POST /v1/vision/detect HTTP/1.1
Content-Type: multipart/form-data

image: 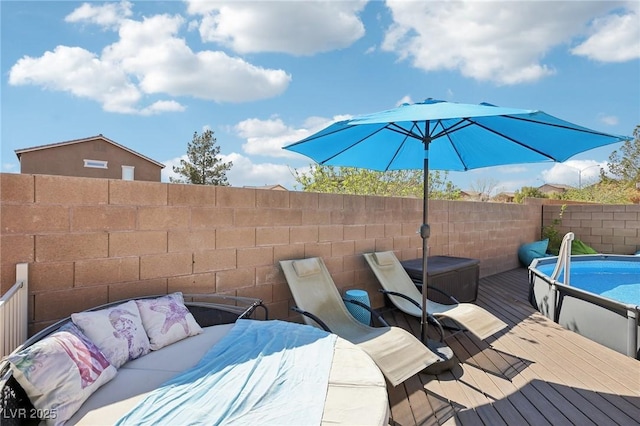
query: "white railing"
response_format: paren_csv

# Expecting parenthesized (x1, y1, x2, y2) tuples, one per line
(550, 232, 574, 286)
(1, 263, 29, 359)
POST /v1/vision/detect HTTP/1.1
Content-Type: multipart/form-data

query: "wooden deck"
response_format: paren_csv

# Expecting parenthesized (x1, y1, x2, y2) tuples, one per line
(381, 268, 640, 426)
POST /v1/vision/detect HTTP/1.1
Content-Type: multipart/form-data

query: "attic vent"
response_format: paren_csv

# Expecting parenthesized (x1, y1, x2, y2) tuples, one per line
(84, 159, 108, 169)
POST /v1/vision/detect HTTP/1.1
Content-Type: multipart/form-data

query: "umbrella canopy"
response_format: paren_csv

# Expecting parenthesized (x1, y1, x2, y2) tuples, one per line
(285, 99, 628, 171)
(284, 98, 631, 344)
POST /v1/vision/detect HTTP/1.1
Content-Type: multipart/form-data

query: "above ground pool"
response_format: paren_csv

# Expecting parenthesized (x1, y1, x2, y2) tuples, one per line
(529, 254, 640, 359)
(535, 259, 640, 306)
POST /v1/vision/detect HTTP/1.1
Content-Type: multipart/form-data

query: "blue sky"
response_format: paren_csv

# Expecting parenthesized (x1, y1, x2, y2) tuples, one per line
(2, 1, 639, 194)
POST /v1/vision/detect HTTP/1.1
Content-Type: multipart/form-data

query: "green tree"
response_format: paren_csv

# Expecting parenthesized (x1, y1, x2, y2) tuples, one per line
(549, 125, 640, 204)
(513, 186, 547, 203)
(559, 180, 638, 204)
(171, 130, 232, 185)
(607, 125, 640, 185)
(430, 170, 461, 200)
(292, 165, 460, 200)
(541, 204, 566, 254)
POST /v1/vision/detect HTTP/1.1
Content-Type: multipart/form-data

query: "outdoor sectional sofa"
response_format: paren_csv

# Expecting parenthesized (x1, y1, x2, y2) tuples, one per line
(1, 293, 389, 425)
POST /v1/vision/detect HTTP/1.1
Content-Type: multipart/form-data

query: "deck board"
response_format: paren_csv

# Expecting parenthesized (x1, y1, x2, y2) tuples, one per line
(382, 267, 640, 426)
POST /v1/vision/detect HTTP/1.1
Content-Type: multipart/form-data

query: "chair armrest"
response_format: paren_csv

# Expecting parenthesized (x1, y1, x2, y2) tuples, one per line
(184, 293, 268, 320)
(291, 307, 332, 332)
(378, 289, 445, 341)
(342, 298, 390, 327)
(378, 289, 421, 309)
(414, 284, 459, 304)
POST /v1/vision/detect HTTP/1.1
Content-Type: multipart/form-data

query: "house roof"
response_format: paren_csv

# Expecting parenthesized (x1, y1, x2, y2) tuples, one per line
(243, 184, 288, 191)
(538, 183, 574, 191)
(493, 192, 515, 201)
(15, 134, 165, 168)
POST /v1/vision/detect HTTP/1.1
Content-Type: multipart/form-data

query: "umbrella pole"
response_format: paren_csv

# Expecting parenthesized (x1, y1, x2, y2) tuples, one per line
(420, 133, 455, 373)
(420, 147, 430, 344)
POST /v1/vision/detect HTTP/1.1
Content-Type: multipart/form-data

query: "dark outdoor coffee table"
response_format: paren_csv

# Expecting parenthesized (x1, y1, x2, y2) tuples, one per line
(400, 256, 480, 304)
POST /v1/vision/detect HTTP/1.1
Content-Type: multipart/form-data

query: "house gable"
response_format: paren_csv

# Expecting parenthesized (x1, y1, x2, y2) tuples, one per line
(15, 135, 164, 182)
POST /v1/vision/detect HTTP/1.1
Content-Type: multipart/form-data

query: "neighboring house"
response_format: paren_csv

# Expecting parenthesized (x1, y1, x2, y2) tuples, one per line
(15, 134, 164, 182)
(493, 192, 515, 203)
(537, 183, 573, 196)
(459, 190, 487, 201)
(243, 184, 288, 191)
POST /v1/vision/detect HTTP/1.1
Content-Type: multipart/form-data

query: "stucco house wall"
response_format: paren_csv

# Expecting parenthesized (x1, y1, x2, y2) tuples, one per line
(16, 135, 163, 182)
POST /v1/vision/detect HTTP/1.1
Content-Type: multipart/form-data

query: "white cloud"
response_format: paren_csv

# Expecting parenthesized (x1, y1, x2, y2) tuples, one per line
(186, 0, 367, 55)
(599, 114, 620, 126)
(140, 100, 186, 116)
(8, 2, 291, 114)
(382, 1, 632, 85)
(65, 0, 133, 29)
(161, 155, 186, 183)
(571, 3, 640, 62)
(395, 95, 413, 106)
(8, 45, 144, 114)
(542, 160, 605, 187)
(161, 152, 298, 188)
(223, 152, 296, 187)
(235, 115, 351, 158)
(162, 113, 354, 187)
(2, 163, 18, 172)
(103, 14, 291, 103)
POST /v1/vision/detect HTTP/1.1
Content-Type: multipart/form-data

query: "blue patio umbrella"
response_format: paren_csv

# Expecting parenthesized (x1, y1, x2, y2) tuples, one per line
(284, 98, 630, 346)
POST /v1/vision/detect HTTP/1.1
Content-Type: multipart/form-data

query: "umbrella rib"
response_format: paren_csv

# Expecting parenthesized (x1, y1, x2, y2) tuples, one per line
(430, 119, 475, 140)
(431, 118, 474, 171)
(318, 125, 389, 165)
(433, 120, 473, 171)
(468, 118, 558, 160)
(504, 114, 625, 137)
(382, 122, 424, 171)
(388, 122, 425, 140)
(286, 123, 350, 146)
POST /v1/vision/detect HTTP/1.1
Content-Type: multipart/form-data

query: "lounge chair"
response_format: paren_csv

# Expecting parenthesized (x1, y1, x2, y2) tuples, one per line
(279, 257, 442, 387)
(364, 251, 507, 341)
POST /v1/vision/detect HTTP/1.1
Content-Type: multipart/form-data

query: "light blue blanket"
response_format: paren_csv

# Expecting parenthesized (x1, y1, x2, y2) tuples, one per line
(115, 319, 337, 425)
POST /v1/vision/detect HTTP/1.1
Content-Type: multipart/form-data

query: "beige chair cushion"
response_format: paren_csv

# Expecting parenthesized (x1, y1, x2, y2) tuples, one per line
(373, 251, 395, 266)
(293, 258, 322, 277)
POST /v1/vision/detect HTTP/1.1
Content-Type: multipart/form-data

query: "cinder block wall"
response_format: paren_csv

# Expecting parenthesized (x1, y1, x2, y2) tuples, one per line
(1, 173, 540, 334)
(543, 204, 640, 254)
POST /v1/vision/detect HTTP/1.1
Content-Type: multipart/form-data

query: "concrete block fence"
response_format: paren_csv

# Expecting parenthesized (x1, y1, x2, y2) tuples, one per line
(2, 173, 542, 334)
(543, 203, 640, 254)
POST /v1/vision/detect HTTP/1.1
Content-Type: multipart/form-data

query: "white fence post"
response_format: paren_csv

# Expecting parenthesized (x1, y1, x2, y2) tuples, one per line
(1, 263, 29, 358)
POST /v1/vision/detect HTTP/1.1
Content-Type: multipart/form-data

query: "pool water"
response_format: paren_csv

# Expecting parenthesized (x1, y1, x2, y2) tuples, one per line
(537, 260, 640, 306)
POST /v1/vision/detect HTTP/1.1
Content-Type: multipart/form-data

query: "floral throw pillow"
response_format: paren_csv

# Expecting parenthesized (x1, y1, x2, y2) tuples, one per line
(71, 300, 150, 368)
(8, 323, 117, 425)
(135, 292, 203, 350)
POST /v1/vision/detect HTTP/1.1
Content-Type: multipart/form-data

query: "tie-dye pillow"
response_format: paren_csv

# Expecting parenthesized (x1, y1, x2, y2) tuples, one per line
(72, 300, 150, 368)
(136, 292, 203, 350)
(8, 323, 117, 425)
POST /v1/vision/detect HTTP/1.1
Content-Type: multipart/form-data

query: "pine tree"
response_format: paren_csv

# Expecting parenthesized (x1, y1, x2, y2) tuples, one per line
(171, 130, 232, 185)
